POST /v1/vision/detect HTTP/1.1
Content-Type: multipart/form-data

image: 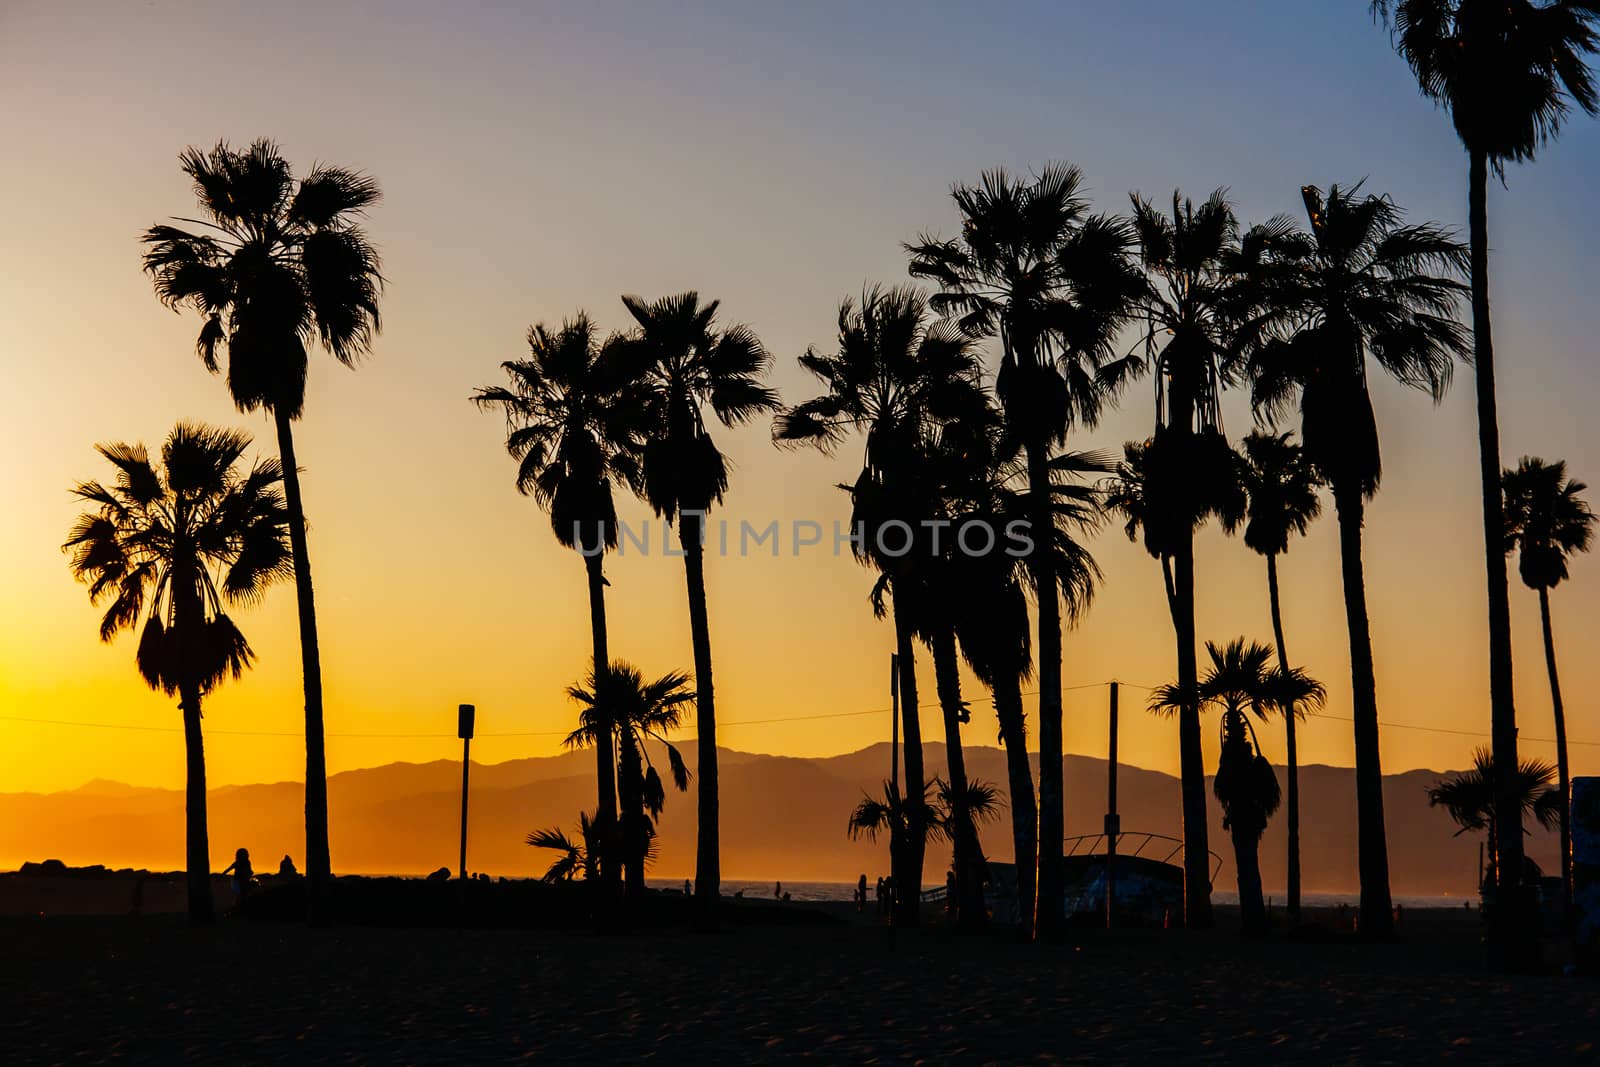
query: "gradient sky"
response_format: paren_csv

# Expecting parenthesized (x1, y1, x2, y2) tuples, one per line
(1, 1, 1596, 800)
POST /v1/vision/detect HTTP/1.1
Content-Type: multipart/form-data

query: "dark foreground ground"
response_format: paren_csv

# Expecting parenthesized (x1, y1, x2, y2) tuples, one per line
(3, 906, 1594, 1064)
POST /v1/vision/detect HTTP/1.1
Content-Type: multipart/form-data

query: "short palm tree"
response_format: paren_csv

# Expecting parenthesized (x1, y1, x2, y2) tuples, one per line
(64, 423, 291, 924)
(907, 165, 1142, 938)
(142, 140, 384, 921)
(1123, 189, 1280, 929)
(1502, 456, 1594, 913)
(473, 315, 646, 890)
(527, 812, 600, 884)
(1151, 639, 1283, 935)
(1242, 182, 1469, 938)
(1376, 2, 1600, 947)
(565, 662, 693, 898)
(1428, 747, 1563, 887)
(1237, 429, 1323, 923)
(776, 284, 986, 926)
(614, 292, 778, 925)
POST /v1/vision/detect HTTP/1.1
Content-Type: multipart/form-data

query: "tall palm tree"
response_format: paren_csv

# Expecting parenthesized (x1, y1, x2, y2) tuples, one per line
(1151, 640, 1285, 935)
(1119, 187, 1278, 927)
(907, 165, 1142, 937)
(1237, 429, 1323, 923)
(1375, 0, 1600, 959)
(776, 284, 986, 926)
(1502, 456, 1594, 914)
(613, 292, 778, 925)
(141, 140, 384, 921)
(1241, 182, 1469, 938)
(63, 423, 291, 924)
(565, 662, 693, 898)
(1428, 747, 1563, 886)
(473, 315, 646, 890)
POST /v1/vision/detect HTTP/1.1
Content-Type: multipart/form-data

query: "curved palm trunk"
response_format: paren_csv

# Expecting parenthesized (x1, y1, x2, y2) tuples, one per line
(1266, 552, 1301, 926)
(617, 735, 647, 900)
(891, 595, 926, 926)
(931, 626, 985, 929)
(1027, 441, 1066, 939)
(1331, 483, 1393, 937)
(679, 515, 720, 928)
(273, 412, 331, 926)
(583, 550, 620, 892)
(1470, 148, 1531, 967)
(992, 672, 1037, 935)
(179, 693, 214, 925)
(1539, 587, 1572, 920)
(1232, 821, 1268, 936)
(1172, 530, 1213, 929)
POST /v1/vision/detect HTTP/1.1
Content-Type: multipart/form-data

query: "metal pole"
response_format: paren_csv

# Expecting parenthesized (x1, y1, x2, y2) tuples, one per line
(1105, 681, 1120, 929)
(890, 652, 900, 793)
(459, 735, 471, 881)
(457, 703, 475, 933)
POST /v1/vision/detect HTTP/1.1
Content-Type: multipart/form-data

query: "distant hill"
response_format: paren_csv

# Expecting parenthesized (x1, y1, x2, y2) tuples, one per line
(0, 744, 1553, 897)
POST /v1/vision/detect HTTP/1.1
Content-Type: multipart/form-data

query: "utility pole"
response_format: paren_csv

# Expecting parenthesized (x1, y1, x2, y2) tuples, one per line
(1105, 682, 1120, 930)
(458, 703, 475, 910)
(890, 653, 900, 793)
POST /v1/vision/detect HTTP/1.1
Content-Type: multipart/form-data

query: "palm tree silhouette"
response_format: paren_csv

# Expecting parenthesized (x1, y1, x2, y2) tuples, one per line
(1428, 747, 1563, 888)
(64, 423, 291, 924)
(613, 292, 778, 925)
(1120, 189, 1277, 927)
(776, 284, 986, 925)
(847, 777, 1002, 912)
(1502, 456, 1594, 914)
(907, 165, 1142, 937)
(1237, 429, 1323, 924)
(473, 315, 647, 892)
(1241, 182, 1468, 937)
(527, 813, 601, 884)
(564, 662, 694, 898)
(1375, 1, 1599, 953)
(141, 140, 383, 921)
(1151, 639, 1284, 935)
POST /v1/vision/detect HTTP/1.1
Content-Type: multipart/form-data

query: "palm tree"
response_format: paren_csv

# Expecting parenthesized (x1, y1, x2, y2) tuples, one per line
(1242, 182, 1469, 937)
(565, 662, 693, 898)
(1151, 639, 1285, 935)
(1237, 429, 1323, 924)
(141, 140, 384, 921)
(1375, 0, 1600, 961)
(527, 812, 601, 884)
(907, 165, 1142, 937)
(473, 315, 646, 890)
(776, 284, 986, 925)
(63, 423, 291, 924)
(1502, 456, 1595, 914)
(1428, 747, 1563, 887)
(613, 292, 778, 925)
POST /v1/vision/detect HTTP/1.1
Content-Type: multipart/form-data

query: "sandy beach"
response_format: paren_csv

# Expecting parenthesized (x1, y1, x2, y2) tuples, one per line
(4, 904, 1594, 1064)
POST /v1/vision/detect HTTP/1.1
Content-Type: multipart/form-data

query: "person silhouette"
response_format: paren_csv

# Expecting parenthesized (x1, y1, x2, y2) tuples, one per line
(774, 880, 782, 900)
(945, 868, 957, 916)
(876, 876, 887, 915)
(277, 854, 298, 878)
(684, 878, 692, 896)
(856, 873, 868, 913)
(221, 847, 254, 908)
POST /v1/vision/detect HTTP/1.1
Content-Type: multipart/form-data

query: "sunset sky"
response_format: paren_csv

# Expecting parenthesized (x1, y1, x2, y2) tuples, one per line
(1, 1, 1597, 802)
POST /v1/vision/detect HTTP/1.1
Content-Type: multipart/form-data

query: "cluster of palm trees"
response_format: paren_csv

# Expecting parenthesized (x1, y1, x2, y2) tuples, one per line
(55, 4, 1597, 956)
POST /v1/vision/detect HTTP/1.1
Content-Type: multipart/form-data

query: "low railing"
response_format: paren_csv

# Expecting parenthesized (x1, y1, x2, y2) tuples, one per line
(1063, 831, 1224, 882)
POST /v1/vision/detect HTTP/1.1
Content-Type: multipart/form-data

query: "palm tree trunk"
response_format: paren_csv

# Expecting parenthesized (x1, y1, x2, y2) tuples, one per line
(583, 550, 620, 892)
(617, 736, 646, 900)
(1027, 441, 1066, 939)
(678, 515, 721, 928)
(1539, 587, 1572, 920)
(273, 411, 330, 926)
(931, 625, 985, 929)
(1331, 483, 1394, 937)
(1266, 552, 1301, 926)
(1470, 147, 1530, 967)
(992, 672, 1037, 935)
(891, 594, 925, 926)
(1173, 529, 1213, 929)
(1233, 823, 1267, 936)
(179, 692, 214, 925)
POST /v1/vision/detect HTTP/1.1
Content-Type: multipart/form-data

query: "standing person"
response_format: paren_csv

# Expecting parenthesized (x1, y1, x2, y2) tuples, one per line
(774, 881, 782, 900)
(876, 876, 887, 915)
(856, 874, 868, 913)
(946, 868, 958, 918)
(222, 848, 254, 910)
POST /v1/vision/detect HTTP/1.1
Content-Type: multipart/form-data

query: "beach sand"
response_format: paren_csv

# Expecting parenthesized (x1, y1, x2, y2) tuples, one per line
(3, 904, 1595, 1064)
